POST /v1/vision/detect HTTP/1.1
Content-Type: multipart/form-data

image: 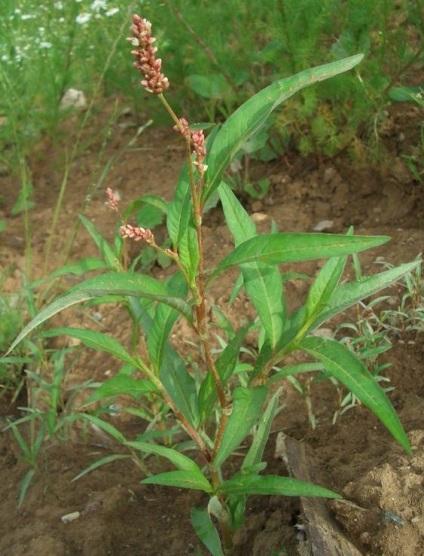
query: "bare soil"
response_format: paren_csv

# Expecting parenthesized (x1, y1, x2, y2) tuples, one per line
(0, 99, 423, 555)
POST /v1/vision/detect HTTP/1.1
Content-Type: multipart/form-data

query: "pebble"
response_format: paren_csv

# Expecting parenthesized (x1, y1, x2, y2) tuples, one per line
(60, 89, 87, 110)
(313, 220, 334, 231)
(61, 511, 81, 524)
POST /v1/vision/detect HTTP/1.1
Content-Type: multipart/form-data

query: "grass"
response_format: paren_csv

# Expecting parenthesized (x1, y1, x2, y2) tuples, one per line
(1, 1, 423, 167)
(330, 256, 424, 421)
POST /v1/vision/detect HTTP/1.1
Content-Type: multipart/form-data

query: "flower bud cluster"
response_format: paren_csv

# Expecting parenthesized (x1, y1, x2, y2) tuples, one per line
(120, 224, 154, 244)
(173, 117, 190, 137)
(128, 14, 169, 94)
(174, 118, 207, 175)
(191, 130, 207, 174)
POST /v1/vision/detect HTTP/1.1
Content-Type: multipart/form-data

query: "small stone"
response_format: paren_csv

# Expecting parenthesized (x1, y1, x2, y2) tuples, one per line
(251, 212, 268, 223)
(324, 167, 337, 183)
(60, 89, 87, 110)
(313, 220, 334, 231)
(61, 511, 81, 523)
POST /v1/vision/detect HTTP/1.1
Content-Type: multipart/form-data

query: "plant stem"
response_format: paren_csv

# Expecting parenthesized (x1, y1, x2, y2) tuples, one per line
(161, 390, 211, 462)
(209, 467, 234, 555)
(210, 410, 229, 462)
(159, 93, 227, 408)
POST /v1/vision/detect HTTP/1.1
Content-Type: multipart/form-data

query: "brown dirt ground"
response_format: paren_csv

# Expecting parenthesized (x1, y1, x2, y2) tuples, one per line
(0, 98, 423, 555)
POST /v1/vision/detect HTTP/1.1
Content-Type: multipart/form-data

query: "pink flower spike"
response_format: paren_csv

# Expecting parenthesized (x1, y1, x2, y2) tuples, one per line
(173, 117, 190, 137)
(128, 14, 170, 95)
(191, 129, 207, 174)
(120, 224, 154, 244)
(105, 188, 120, 211)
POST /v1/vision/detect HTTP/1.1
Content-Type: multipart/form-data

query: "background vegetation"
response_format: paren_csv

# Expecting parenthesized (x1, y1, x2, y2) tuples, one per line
(1, 0, 423, 170)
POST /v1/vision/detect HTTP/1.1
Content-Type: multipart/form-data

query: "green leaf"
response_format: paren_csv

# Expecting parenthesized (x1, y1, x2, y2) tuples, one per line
(18, 468, 36, 508)
(219, 182, 285, 347)
(78, 413, 126, 443)
(0, 356, 32, 365)
(209, 233, 389, 283)
(136, 204, 166, 228)
(312, 261, 420, 331)
(123, 194, 168, 220)
(298, 336, 411, 453)
(7, 272, 193, 354)
(79, 214, 119, 268)
(303, 255, 347, 325)
(72, 454, 131, 482)
(203, 54, 364, 201)
(243, 388, 282, 469)
(187, 73, 233, 99)
(219, 473, 340, 498)
(219, 182, 256, 241)
(141, 470, 213, 493)
(177, 226, 200, 286)
(86, 375, 158, 404)
(268, 362, 325, 384)
(227, 495, 247, 531)
(191, 508, 224, 556)
(125, 440, 201, 472)
(167, 166, 193, 247)
(29, 258, 110, 288)
(39, 327, 139, 367)
(388, 86, 423, 103)
(147, 273, 188, 372)
(160, 347, 199, 428)
(212, 386, 268, 469)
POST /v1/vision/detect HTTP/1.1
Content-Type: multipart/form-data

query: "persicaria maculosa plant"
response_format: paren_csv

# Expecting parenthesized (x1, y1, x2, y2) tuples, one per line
(8, 14, 420, 555)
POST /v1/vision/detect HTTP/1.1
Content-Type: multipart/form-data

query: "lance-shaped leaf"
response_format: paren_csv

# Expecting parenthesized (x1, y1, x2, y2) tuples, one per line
(147, 272, 188, 372)
(203, 54, 363, 202)
(123, 194, 168, 220)
(208, 233, 390, 283)
(177, 226, 200, 286)
(79, 214, 119, 268)
(125, 440, 201, 472)
(7, 272, 193, 354)
(212, 386, 268, 469)
(77, 413, 126, 443)
(166, 166, 193, 247)
(191, 508, 224, 556)
(29, 258, 109, 288)
(160, 346, 199, 428)
(304, 255, 347, 323)
(39, 327, 139, 367)
(308, 260, 420, 331)
(142, 470, 213, 493)
(294, 253, 348, 342)
(86, 375, 158, 405)
(218, 473, 340, 499)
(242, 388, 282, 469)
(73, 454, 132, 482)
(298, 336, 411, 453)
(219, 182, 285, 347)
